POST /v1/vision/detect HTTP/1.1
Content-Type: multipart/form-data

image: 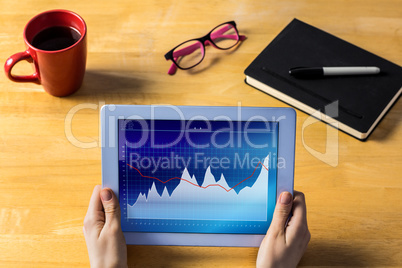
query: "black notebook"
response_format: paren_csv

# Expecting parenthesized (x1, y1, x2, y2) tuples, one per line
(245, 18, 402, 140)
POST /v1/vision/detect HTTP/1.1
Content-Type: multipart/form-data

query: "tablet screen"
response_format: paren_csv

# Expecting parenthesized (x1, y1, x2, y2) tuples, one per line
(118, 119, 278, 234)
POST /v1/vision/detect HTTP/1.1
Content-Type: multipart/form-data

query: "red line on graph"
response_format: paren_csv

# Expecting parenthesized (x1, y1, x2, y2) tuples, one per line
(126, 162, 269, 192)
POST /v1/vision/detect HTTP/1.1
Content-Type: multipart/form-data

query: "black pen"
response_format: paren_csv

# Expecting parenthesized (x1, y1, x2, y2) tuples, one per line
(289, 66, 380, 78)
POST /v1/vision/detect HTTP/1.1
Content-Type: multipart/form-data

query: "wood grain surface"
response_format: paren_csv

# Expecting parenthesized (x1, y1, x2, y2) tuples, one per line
(0, 0, 401, 267)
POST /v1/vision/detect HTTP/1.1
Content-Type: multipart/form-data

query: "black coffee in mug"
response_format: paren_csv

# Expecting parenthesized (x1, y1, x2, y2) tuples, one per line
(32, 26, 81, 51)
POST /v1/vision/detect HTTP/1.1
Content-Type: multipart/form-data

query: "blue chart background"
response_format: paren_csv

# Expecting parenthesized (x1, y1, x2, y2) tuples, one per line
(118, 119, 278, 234)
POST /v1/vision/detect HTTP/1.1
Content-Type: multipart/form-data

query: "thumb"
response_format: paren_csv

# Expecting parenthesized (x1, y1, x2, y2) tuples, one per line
(100, 188, 121, 227)
(270, 191, 293, 234)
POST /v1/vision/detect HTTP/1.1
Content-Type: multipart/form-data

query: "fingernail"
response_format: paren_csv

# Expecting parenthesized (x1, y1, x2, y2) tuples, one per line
(100, 189, 113, 201)
(280, 192, 292, 205)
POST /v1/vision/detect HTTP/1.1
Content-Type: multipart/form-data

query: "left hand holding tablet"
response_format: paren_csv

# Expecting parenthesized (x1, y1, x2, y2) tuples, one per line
(83, 185, 128, 268)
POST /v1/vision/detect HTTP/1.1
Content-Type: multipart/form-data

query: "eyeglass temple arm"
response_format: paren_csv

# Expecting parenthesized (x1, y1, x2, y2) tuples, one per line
(168, 60, 179, 75)
(167, 25, 246, 75)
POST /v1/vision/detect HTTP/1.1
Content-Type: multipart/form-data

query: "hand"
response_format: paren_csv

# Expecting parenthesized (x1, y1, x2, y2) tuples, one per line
(256, 191, 310, 268)
(83, 185, 127, 268)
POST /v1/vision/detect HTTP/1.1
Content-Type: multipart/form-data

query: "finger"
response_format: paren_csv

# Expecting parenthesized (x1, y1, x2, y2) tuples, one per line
(85, 185, 103, 218)
(288, 191, 308, 226)
(286, 191, 310, 244)
(100, 188, 121, 228)
(83, 185, 104, 238)
(269, 191, 293, 235)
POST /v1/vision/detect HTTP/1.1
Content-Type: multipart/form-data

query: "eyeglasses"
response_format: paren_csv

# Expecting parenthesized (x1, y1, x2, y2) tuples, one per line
(164, 21, 246, 75)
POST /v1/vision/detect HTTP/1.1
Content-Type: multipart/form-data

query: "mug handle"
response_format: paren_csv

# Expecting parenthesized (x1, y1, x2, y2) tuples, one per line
(4, 50, 39, 83)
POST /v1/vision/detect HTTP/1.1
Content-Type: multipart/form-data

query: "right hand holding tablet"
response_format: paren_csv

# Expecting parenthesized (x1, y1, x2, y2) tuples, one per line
(257, 191, 310, 268)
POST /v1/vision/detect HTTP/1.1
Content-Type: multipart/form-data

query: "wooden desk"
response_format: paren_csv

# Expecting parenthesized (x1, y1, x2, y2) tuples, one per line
(1, 0, 401, 266)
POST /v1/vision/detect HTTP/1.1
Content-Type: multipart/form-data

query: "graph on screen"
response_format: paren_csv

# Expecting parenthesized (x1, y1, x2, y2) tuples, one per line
(118, 119, 278, 233)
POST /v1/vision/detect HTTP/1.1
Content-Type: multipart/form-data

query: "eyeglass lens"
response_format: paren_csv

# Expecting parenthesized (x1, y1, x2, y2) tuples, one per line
(173, 40, 204, 69)
(210, 23, 239, 49)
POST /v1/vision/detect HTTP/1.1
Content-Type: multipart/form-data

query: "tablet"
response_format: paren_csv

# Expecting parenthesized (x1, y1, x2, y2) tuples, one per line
(101, 105, 296, 247)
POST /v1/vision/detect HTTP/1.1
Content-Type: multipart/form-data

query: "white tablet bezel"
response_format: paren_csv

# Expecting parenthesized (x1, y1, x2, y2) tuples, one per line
(101, 105, 296, 247)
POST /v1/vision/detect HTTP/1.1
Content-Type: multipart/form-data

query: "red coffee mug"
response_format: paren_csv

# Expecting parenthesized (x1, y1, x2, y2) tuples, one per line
(4, 10, 87, 97)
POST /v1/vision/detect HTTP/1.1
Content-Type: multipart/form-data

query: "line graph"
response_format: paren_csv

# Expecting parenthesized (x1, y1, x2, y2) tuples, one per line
(127, 155, 270, 221)
(126, 161, 269, 193)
